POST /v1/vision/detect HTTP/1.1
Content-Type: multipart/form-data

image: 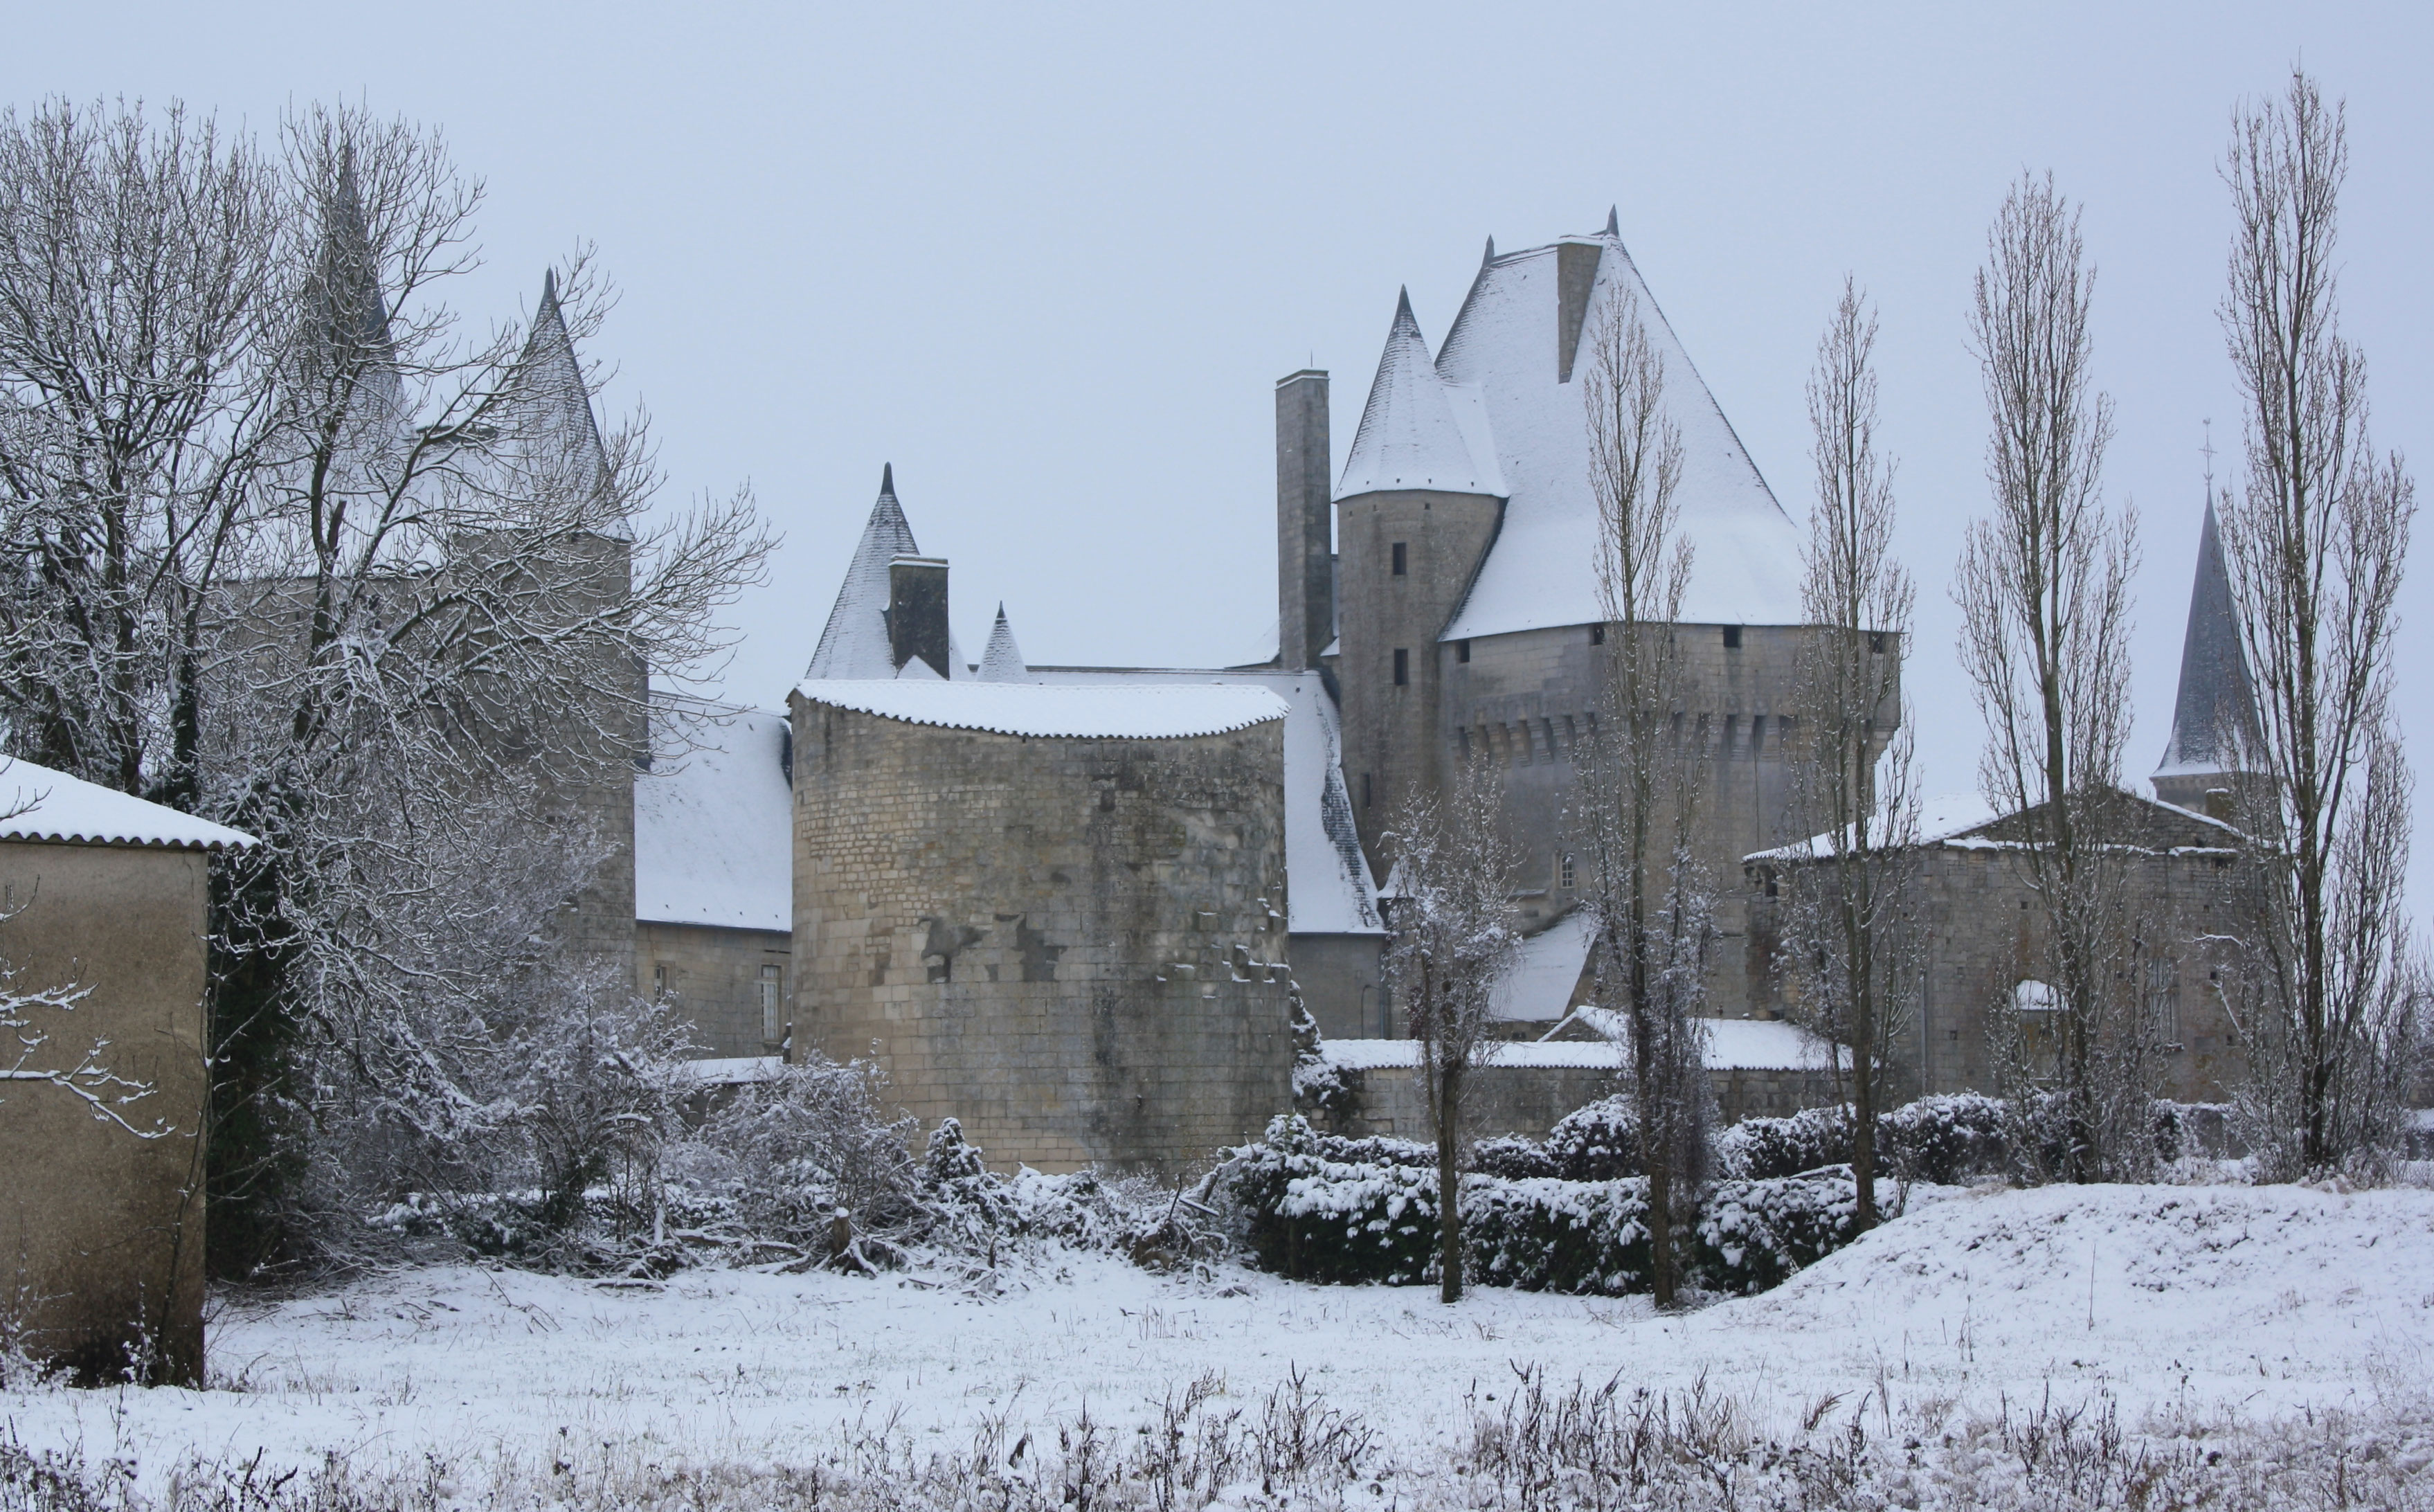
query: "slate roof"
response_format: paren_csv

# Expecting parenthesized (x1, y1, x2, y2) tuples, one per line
(510, 270, 626, 540)
(976, 604, 1029, 683)
(804, 467, 964, 681)
(1341, 219, 1804, 638)
(795, 680, 1286, 740)
(2155, 499, 2262, 781)
(633, 699, 792, 931)
(1338, 289, 1502, 496)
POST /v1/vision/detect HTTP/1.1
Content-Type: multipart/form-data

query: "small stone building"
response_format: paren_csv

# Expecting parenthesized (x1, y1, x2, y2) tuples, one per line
(0, 760, 255, 1384)
(788, 680, 1295, 1171)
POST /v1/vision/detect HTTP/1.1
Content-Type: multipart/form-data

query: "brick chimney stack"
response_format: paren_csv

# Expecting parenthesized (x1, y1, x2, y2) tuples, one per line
(1275, 370, 1332, 670)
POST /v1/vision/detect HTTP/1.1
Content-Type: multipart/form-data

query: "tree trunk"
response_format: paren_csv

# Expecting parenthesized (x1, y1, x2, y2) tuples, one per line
(1436, 1061, 1463, 1304)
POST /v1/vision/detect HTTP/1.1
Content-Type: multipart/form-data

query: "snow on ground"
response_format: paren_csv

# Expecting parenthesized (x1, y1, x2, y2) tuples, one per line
(6, 1184, 2430, 1487)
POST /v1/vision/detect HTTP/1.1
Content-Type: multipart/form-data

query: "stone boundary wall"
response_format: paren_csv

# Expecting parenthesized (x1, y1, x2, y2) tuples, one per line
(1314, 1061, 1842, 1143)
(791, 696, 1295, 1173)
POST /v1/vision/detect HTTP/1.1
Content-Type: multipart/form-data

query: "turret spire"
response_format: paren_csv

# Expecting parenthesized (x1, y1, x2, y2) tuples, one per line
(1337, 289, 1497, 498)
(1603, 205, 1619, 237)
(805, 469, 923, 680)
(976, 604, 1030, 683)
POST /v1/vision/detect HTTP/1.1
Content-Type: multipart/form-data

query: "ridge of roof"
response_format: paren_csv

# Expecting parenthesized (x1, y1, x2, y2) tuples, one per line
(1337, 288, 1502, 498)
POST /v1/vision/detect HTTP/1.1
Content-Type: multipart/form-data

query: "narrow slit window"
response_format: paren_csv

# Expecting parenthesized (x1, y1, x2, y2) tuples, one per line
(1391, 541, 1407, 576)
(1393, 648, 1409, 686)
(1362, 772, 1373, 808)
(1722, 624, 1742, 649)
(1456, 638, 1471, 663)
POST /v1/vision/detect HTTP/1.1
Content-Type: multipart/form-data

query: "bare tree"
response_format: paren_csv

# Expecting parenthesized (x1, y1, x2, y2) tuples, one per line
(1571, 277, 1713, 1308)
(1380, 755, 1521, 1304)
(1954, 174, 2151, 1182)
(0, 99, 773, 1268)
(1777, 278, 1923, 1230)
(2215, 71, 2423, 1177)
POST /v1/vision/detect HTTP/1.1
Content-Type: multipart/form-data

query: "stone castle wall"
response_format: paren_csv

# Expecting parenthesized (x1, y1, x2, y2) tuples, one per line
(790, 699, 1295, 1173)
(638, 920, 792, 1059)
(1313, 1061, 1840, 1143)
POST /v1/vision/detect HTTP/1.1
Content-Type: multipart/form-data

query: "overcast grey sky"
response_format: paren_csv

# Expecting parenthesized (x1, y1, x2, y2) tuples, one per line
(12, 2, 2431, 898)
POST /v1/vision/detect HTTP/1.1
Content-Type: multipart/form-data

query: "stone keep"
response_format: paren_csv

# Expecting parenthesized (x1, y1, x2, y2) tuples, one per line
(788, 682, 1295, 1172)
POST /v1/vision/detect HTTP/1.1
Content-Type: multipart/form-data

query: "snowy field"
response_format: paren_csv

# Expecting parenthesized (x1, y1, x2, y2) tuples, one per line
(8, 1182, 2434, 1507)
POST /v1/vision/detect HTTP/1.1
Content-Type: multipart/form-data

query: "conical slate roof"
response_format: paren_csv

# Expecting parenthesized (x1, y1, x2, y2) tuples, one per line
(976, 604, 1029, 682)
(1337, 289, 1499, 496)
(311, 147, 406, 426)
(1413, 216, 1801, 637)
(805, 465, 923, 681)
(2155, 499, 2260, 780)
(511, 269, 626, 539)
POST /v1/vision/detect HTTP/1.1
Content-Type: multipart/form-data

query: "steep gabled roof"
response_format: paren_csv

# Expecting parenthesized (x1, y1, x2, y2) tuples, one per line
(1423, 221, 1802, 638)
(2155, 499, 2262, 782)
(976, 604, 1029, 682)
(1338, 289, 1502, 496)
(805, 465, 922, 681)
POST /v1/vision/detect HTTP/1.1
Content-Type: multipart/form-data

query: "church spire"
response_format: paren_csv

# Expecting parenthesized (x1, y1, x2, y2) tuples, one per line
(976, 603, 1029, 683)
(2152, 495, 2262, 815)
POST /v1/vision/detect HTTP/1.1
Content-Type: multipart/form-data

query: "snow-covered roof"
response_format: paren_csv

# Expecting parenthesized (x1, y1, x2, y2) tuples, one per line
(634, 700, 793, 931)
(507, 269, 626, 541)
(797, 679, 1287, 741)
(1488, 910, 1594, 1022)
(1743, 793, 2001, 863)
(1556, 1009, 1835, 1072)
(804, 467, 964, 682)
(1353, 225, 1801, 639)
(0, 758, 258, 852)
(1337, 289, 1504, 497)
(1031, 667, 1382, 935)
(1320, 1016, 1828, 1072)
(976, 605, 1029, 683)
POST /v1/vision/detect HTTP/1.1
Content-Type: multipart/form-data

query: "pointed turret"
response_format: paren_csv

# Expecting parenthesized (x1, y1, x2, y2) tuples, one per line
(1603, 205, 1619, 237)
(1336, 289, 1496, 497)
(805, 467, 924, 680)
(2152, 498, 2262, 816)
(308, 145, 406, 429)
(511, 268, 623, 536)
(976, 604, 1029, 683)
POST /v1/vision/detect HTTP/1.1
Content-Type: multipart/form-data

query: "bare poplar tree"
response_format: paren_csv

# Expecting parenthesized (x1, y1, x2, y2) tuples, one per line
(0, 99, 773, 1268)
(1954, 174, 2150, 1182)
(1381, 755, 1521, 1304)
(1777, 278, 1922, 1230)
(1571, 278, 1713, 1307)
(2215, 71, 2423, 1177)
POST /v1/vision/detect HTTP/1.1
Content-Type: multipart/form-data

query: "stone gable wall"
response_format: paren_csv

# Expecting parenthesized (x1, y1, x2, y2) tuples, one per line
(791, 700, 1294, 1173)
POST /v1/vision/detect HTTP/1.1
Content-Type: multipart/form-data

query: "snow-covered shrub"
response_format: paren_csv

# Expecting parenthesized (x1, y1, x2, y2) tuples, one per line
(684, 1055, 921, 1241)
(1462, 1177, 1652, 1293)
(1469, 1134, 1560, 1179)
(1222, 1115, 1440, 1284)
(1691, 1173, 1866, 1293)
(1882, 1092, 2011, 1182)
(1286, 986, 1357, 1130)
(1542, 1096, 1643, 1179)
(1714, 1104, 1855, 1180)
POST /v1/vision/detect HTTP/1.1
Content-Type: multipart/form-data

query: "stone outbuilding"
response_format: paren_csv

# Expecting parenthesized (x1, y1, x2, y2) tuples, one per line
(0, 759, 255, 1383)
(788, 680, 1294, 1173)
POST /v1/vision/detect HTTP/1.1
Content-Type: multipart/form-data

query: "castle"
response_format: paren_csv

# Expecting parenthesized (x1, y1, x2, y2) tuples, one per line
(615, 215, 2260, 1169)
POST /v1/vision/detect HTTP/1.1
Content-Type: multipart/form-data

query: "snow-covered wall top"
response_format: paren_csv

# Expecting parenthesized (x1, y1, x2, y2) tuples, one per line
(1398, 231, 1803, 638)
(633, 700, 793, 931)
(797, 680, 1287, 741)
(1031, 668, 1383, 936)
(0, 757, 258, 852)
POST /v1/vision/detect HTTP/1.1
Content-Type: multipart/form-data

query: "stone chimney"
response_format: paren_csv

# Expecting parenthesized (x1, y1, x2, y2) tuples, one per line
(1275, 369, 1331, 669)
(887, 556, 950, 678)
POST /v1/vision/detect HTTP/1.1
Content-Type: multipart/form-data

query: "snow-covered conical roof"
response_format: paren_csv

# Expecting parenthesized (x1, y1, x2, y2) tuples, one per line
(2154, 498, 2261, 782)
(977, 604, 1029, 682)
(511, 269, 627, 540)
(1411, 219, 1801, 637)
(806, 465, 923, 681)
(1337, 289, 1502, 496)
(310, 147, 406, 426)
